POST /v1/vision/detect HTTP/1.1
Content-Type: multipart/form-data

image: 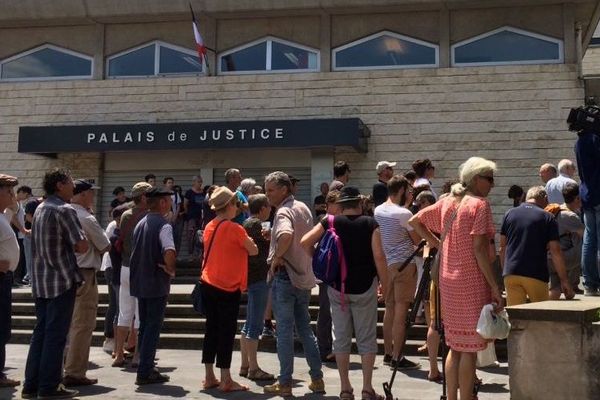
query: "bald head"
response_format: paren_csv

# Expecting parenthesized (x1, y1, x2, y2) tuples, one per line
(539, 163, 557, 184)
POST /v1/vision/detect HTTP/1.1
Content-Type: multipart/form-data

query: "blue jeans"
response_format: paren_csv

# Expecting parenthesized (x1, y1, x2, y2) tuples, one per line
(582, 205, 600, 290)
(0, 272, 12, 378)
(24, 286, 76, 395)
(241, 280, 269, 340)
(23, 235, 32, 280)
(272, 271, 322, 385)
(137, 296, 168, 379)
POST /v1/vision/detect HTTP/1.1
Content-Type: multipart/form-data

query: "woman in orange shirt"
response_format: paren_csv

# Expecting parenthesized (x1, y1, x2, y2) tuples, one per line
(200, 187, 258, 393)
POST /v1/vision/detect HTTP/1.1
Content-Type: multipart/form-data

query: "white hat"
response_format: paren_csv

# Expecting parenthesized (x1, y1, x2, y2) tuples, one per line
(376, 161, 397, 174)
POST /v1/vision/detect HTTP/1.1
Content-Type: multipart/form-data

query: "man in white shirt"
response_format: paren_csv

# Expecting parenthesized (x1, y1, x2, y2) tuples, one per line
(374, 175, 421, 370)
(546, 159, 577, 204)
(0, 174, 21, 387)
(63, 180, 110, 387)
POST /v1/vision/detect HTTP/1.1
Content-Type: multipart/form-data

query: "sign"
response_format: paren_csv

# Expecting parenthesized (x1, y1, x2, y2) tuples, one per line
(19, 118, 370, 154)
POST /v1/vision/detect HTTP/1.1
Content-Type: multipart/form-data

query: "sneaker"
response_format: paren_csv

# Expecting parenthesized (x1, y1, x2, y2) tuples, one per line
(38, 384, 78, 399)
(262, 326, 275, 338)
(135, 369, 169, 385)
(382, 354, 393, 366)
(584, 288, 600, 296)
(308, 378, 325, 394)
(62, 375, 98, 387)
(102, 338, 115, 354)
(390, 357, 421, 370)
(263, 382, 292, 397)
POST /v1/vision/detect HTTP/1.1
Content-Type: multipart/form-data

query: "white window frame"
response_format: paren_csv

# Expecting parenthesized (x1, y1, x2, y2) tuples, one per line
(451, 26, 564, 67)
(106, 40, 204, 78)
(0, 43, 93, 82)
(332, 30, 439, 72)
(217, 36, 320, 75)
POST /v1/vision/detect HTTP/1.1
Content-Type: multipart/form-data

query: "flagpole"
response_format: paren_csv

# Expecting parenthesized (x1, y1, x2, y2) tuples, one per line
(189, 3, 211, 76)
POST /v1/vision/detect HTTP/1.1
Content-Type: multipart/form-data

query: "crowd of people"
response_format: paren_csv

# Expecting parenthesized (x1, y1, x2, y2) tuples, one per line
(0, 126, 599, 400)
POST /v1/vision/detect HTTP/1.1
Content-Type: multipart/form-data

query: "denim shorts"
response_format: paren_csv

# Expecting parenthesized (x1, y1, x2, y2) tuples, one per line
(241, 280, 270, 340)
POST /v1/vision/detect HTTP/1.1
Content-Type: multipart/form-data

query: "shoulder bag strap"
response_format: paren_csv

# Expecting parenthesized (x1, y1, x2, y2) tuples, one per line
(200, 219, 227, 273)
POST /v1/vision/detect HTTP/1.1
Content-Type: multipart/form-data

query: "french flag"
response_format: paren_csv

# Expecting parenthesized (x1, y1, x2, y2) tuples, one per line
(190, 4, 209, 73)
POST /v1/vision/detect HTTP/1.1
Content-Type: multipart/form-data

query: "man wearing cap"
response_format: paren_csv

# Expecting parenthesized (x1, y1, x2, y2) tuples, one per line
(263, 171, 324, 397)
(63, 180, 110, 387)
(112, 181, 152, 367)
(0, 174, 21, 387)
(373, 161, 396, 207)
(130, 187, 176, 385)
(23, 168, 88, 400)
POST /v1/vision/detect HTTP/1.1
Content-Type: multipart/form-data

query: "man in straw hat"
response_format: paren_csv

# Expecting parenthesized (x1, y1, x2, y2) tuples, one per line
(0, 174, 21, 388)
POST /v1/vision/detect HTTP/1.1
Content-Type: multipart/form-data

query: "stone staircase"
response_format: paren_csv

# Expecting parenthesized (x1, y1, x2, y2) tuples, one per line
(10, 263, 507, 358)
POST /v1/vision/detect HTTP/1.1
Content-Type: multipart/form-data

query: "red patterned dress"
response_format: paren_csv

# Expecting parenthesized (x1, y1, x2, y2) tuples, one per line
(416, 195, 495, 352)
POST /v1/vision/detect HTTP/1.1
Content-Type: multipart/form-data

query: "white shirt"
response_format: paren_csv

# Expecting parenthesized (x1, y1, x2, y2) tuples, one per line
(72, 204, 110, 270)
(546, 174, 577, 204)
(414, 177, 438, 199)
(0, 213, 20, 271)
(100, 220, 117, 271)
(374, 202, 415, 266)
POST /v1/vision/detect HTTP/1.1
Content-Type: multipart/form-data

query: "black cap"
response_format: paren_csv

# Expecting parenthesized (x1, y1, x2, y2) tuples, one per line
(145, 187, 174, 198)
(73, 179, 100, 195)
(336, 186, 361, 203)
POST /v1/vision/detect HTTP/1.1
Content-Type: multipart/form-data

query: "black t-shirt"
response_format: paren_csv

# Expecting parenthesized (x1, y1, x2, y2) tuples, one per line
(110, 197, 131, 209)
(321, 214, 379, 294)
(501, 203, 559, 283)
(243, 217, 270, 285)
(185, 189, 205, 221)
(372, 180, 388, 207)
(314, 194, 326, 217)
(24, 198, 41, 230)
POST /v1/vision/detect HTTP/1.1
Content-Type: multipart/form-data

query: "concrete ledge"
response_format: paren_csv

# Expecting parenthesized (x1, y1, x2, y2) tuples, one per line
(506, 296, 600, 324)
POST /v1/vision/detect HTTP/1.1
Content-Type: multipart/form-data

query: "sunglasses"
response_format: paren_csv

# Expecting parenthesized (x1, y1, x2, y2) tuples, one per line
(478, 175, 494, 184)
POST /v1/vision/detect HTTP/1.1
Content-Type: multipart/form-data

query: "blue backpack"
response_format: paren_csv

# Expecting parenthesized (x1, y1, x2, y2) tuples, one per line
(312, 215, 348, 295)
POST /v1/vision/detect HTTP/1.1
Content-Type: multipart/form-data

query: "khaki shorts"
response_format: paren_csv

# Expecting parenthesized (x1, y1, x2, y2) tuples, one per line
(385, 263, 417, 305)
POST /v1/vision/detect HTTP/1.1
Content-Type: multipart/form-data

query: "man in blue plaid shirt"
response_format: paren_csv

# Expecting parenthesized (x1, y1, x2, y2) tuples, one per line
(22, 168, 89, 400)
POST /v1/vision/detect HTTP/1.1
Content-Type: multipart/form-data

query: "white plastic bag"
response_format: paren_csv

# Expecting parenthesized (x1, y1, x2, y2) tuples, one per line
(476, 342, 498, 367)
(476, 303, 511, 340)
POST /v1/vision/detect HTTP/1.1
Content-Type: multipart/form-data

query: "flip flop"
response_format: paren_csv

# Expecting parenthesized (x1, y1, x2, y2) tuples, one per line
(202, 379, 220, 390)
(218, 380, 249, 392)
(361, 389, 384, 400)
(428, 374, 444, 383)
(238, 367, 249, 377)
(248, 368, 275, 381)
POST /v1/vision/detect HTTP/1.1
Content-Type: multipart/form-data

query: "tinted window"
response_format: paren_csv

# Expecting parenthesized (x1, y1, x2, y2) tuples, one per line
(221, 42, 267, 72)
(336, 34, 436, 68)
(271, 41, 317, 70)
(1, 47, 91, 79)
(454, 30, 561, 64)
(108, 45, 155, 77)
(159, 46, 202, 74)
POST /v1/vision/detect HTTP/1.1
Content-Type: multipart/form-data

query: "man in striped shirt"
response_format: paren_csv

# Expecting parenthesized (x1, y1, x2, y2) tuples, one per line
(23, 168, 88, 400)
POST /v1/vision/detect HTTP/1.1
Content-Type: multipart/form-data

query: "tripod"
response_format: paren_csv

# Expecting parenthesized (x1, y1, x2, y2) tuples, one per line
(383, 245, 447, 400)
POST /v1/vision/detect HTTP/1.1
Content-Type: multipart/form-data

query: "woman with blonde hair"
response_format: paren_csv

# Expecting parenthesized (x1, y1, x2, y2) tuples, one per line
(409, 157, 502, 400)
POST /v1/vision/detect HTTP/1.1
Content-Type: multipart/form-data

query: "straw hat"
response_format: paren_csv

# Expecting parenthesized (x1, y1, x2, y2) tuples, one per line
(209, 186, 236, 211)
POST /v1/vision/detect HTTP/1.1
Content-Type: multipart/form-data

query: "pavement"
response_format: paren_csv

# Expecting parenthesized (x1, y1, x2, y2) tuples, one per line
(0, 344, 510, 400)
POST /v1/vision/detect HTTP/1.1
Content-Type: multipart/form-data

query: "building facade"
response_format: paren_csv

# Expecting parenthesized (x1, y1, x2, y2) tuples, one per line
(1, 0, 599, 225)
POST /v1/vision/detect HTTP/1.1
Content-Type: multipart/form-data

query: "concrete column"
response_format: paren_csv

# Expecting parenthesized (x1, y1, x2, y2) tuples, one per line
(202, 167, 214, 185)
(439, 8, 450, 68)
(320, 13, 331, 72)
(311, 149, 333, 202)
(93, 23, 105, 79)
(563, 3, 576, 64)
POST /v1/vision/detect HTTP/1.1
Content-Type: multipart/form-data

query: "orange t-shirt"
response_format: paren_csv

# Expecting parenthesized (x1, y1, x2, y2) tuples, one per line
(200, 219, 249, 292)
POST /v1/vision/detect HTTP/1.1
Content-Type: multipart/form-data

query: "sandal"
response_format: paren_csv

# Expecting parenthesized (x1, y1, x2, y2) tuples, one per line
(111, 358, 125, 368)
(248, 368, 275, 381)
(361, 389, 384, 400)
(202, 379, 220, 390)
(428, 373, 444, 383)
(218, 380, 249, 392)
(238, 367, 249, 377)
(417, 344, 428, 353)
(340, 389, 355, 400)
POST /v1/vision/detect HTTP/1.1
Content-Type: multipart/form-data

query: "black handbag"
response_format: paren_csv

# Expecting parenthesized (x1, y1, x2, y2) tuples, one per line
(190, 219, 225, 315)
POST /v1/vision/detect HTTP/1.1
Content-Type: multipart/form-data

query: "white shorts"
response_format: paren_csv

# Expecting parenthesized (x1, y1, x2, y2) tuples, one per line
(117, 266, 139, 329)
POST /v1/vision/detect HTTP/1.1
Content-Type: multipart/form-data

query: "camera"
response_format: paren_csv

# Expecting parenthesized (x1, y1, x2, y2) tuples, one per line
(567, 105, 600, 133)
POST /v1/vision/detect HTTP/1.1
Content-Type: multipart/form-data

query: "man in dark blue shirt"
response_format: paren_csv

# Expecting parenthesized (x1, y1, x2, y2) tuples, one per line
(500, 186, 573, 306)
(575, 129, 600, 295)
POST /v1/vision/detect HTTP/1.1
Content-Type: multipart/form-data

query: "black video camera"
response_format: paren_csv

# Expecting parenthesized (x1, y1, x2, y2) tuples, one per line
(567, 105, 600, 133)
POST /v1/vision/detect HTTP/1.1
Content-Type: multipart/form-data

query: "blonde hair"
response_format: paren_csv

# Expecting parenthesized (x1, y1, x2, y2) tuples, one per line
(451, 157, 497, 197)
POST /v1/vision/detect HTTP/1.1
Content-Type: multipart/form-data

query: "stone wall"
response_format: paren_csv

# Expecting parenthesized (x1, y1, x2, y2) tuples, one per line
(583, 46, 600, 76)
(0, 63, 583, 223)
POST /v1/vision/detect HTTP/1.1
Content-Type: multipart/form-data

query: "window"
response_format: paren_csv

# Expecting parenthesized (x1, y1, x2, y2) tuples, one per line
(0, 44, 93, 81)
(332, 31, 439, 71)
(107, 41, 203, 78)
(452, 26, 563, 66)
(218, 37, 319, 74)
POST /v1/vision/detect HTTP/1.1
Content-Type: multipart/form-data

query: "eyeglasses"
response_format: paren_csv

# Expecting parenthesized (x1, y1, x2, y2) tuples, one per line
(478, 175, 494, 184)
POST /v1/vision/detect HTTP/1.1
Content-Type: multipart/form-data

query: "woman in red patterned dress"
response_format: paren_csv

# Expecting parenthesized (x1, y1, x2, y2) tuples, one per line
(409, 157, 503, 400)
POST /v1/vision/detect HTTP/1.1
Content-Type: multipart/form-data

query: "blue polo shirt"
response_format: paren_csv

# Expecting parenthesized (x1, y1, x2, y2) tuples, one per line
(501, 203, 559, 283)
